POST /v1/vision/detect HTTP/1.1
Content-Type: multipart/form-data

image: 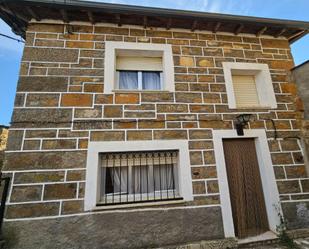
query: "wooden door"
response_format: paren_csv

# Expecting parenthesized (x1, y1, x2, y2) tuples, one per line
(223, 138, 269, 239)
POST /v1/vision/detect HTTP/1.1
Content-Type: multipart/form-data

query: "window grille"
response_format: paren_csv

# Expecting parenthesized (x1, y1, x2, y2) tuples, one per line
(99, 150, 181, 205)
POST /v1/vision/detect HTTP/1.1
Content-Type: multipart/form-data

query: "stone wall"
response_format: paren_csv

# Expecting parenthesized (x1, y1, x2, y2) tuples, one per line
(2, 22, 309, 246)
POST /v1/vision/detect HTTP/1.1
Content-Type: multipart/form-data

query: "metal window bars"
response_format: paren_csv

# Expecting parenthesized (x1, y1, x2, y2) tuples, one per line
(98, 150, 182, 206)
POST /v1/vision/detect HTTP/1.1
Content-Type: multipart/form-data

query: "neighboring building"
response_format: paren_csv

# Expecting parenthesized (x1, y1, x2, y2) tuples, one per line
(1, 0, 309, 248)
(0, 126, 9, 168)
(292, 61, 309, 172)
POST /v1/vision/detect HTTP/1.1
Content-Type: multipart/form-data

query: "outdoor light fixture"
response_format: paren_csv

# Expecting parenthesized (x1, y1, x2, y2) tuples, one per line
(235, 114, 252, 136)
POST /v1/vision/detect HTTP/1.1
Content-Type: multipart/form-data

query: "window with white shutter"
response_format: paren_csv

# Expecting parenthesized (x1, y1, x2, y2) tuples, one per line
(232, 75, 260, 108)
(222, 62, 277, 109)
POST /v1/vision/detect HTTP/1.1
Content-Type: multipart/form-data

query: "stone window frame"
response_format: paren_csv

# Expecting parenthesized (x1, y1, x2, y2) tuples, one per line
(222, 62, 277, 109)
(104, 41, 175, 94)
(84, 140, 193, 211)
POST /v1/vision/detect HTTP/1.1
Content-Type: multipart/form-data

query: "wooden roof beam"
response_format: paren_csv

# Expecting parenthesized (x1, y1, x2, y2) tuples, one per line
(143, 16, 148, 29)
(234, 24, 244, 35)
(87, 11, 95, 24)
(26, 7, 41, 21)
(60, 9, 69, 23)
(166, 18, 172, 30)
(213, 22, 221, 33)
(288, 29, 307, 43)
(256, 26, 267, 37)
(191, 20, 198, 32)
(274, 28, 286, 38)
(115, 14, 121, 26)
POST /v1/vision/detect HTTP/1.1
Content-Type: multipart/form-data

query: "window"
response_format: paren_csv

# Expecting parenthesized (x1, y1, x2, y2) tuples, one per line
(116, 56, 163, 90)
(100, 151, 180, 205)
(222, 62, 277, 109)
(84, 140, 193, 211)
(104, 42, 175, 93)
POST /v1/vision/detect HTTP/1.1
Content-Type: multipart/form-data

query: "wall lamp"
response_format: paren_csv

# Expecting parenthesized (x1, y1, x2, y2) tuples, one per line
(235, 114, 252, 136)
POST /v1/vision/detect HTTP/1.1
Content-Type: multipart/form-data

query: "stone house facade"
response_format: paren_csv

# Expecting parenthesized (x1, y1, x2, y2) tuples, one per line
(1, 1, 309, 248)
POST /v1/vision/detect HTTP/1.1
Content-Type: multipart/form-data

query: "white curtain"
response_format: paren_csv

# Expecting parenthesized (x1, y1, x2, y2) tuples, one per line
(119, 71, 138, 89)
(111, 167, 128, 194)
(153, 164, 174, 191)
(142, 72, 161, 90)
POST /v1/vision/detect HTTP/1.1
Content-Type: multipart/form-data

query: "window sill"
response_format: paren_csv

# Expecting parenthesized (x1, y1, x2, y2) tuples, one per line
(93, 199, 185, 211)
(112, 89, 170, 93)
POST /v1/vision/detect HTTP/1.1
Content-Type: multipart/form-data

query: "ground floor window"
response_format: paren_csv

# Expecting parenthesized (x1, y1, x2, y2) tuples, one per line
(99, 151, 180, 205)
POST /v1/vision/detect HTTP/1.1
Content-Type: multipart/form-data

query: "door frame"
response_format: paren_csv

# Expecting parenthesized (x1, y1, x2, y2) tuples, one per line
(213, 129, 281, 238)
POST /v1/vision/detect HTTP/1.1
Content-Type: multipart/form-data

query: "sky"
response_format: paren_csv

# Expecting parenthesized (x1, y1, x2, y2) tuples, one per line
(0, 0, 308, 126)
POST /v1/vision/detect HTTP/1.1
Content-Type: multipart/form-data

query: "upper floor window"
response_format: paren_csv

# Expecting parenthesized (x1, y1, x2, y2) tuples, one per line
(116, 56, 163, 90)
(104, 42, 174, 93)
(223, 62, 277, 109)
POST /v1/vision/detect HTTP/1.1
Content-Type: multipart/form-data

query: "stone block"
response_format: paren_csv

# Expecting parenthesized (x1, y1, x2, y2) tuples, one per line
(84, 83, 104, 93)
(14, 171, 65, 184)
(74, 106, 102, 119)
(11, 185, 42, 202)
(90, 131, 125, 141)
(261, 38, 290, 49)
(6, 202, 60, 219)
(61, 200, 84, 215)
(23, 47, 78, 62)
(277, 180, 301, 194)
(26, 94, 59, 107)
(23, 140, 40, 150)
(35, 39, 64, 48)
(95, 94, 113, 104)
(146, 30, 172, 38)
(11, 108, 72, 128)
(207, 180, 219, 194)
(113, 120, 137, 129)
(192, 181, 206, 194)
(17, 76, 68, 92)
(217, 35, 242, 42)
(179, 57, 194, 67)
(115, 93, 140, 104)
(61, 94, 93, 107)
(157, 104, 188, 113)
(104, 105, 123, 118)
(66, 41, 94, 49)
(25, 130, 57, 138)
(282, 201, 309, 229)
(42, 139, 76, 150)
(138, 120, 165, 129)
(173, 31, 197, 39)
(190, 151, 203, 165)
(175, 93, 202, 103)
(3, 151, 86, 170)
(141, 92, 174, 102)
(66, 170, 86, 181)
(285, 166, 307, 178)
(189, 141, 213, 150)
(127, 131, 152, 140)
(28, 23, 64, 33)
(199, 120, 232, 129)
(271, 153, 294, 165)
(73, 120, 112, 130)
(196, 57, 214, 67)
(204, 151, 216, 164)
(203, 93, 221, 103)
(189, 130, 212, 139)
(154, 130, 187, 140)
(189, 105, 214, 113)
(44, 183, 77, 200)
(95, 26, 129, 35)
(6, 130, 23, 151)
(280, 140, 300, 151)
(191, 166, 217, 179)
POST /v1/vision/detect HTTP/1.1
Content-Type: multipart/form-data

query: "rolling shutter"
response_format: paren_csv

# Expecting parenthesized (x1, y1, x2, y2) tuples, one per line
(232, 75, 260, 108)
(116, 56, 163, 71)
